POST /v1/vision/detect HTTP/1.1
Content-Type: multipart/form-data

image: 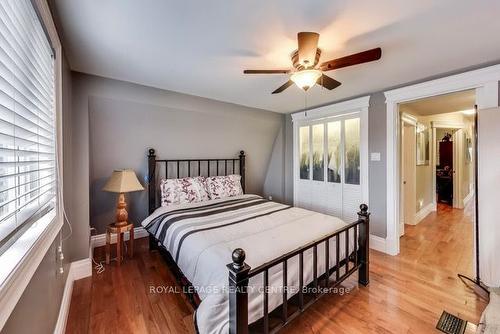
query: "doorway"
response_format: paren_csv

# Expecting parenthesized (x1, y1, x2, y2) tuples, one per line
(400, 118, 416, 235)
(397, 90, 476, 277)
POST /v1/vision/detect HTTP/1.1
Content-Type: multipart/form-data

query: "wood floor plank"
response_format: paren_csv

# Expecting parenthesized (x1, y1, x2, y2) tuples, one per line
(66, 202, 486, 333)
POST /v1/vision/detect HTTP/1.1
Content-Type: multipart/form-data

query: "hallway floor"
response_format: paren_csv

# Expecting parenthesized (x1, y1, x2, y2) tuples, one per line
(401, 201, 475, 277)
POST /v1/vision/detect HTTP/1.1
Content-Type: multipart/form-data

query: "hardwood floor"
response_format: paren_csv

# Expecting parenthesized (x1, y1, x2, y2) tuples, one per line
(400, 202, 475, 277)
(66, 205, 485, 333)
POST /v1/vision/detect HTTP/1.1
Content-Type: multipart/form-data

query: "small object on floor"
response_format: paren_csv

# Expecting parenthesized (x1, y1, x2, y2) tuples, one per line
(436, 311, 467, 334)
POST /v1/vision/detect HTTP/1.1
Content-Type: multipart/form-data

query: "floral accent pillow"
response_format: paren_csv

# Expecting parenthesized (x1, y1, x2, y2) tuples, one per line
(205, 174, 243, 200)
(160, 176, 209, 206)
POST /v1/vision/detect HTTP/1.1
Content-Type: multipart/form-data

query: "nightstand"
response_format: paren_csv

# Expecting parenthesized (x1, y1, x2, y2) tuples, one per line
(105, 222, 134, 266)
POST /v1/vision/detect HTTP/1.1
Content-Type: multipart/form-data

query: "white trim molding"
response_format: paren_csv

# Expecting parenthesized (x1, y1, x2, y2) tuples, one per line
(384, 64, 500, 255)
(54, 258, 92, 334)
(431, 121, 466, 129)
(291, 96, 370, 122)
(90, 226, 148, 249)
(369, 234, 388, 254)
(463, 190, 474, 207)
(415, 202, 437, 225)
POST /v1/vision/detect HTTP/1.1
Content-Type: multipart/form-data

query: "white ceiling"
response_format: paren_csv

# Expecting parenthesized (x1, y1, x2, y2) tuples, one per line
(53, 0, 500, 113)
(400, 89, 475, 116)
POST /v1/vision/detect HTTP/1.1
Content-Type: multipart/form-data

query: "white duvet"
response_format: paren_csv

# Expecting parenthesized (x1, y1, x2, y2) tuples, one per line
(141, 194, 355, 333)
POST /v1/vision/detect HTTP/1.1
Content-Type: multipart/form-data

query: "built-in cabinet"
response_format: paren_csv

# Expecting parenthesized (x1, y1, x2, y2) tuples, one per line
(292, 97, 369, 222)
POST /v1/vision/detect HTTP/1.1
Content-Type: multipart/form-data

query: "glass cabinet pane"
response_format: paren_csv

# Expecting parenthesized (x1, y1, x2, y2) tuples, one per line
(312, 124, 324, 181)
(327, 121, 341, 183)
(299, 126, 310, 179)
(345, 118, 360, 185)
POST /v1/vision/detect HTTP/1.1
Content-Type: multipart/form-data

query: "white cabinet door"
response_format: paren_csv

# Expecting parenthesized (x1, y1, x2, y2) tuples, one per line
(295, 115, 364, 222)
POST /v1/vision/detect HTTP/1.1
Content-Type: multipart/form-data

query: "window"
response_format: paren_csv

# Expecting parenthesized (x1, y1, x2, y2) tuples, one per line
(312, 124, 324, 181)
(327, 121, 341, 183)
(345, 118, 360, 185)
(299, 126, 309, 180)
(0, 0, 56, 246)
(297, 117, 361, 185)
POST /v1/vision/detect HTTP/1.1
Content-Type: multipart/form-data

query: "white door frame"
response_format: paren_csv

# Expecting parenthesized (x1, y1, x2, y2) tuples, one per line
(384, 64, 500, 255)
(291, 96, 370, 210)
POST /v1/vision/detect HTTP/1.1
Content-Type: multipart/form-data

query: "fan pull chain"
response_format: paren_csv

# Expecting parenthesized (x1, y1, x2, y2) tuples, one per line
(304, 91, 308, 117)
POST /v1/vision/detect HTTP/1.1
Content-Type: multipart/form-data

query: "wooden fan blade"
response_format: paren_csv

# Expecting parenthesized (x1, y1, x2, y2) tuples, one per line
(317, 74, 341, 90)
(297, 32, 319, 68)
(319, 47, 382, 71)
(243, 69, 290, 74)
(272, 80, 294, 94)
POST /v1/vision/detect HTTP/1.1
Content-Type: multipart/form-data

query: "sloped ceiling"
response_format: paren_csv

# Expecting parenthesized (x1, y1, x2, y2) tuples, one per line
(52, 0, 500, 113)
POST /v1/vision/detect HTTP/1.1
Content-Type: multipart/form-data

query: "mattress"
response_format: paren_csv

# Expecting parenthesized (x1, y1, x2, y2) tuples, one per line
(141, 194, 354, 333)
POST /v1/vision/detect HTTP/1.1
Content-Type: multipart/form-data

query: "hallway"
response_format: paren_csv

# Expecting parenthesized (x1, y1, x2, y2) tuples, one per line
(400, 202, 474, 277)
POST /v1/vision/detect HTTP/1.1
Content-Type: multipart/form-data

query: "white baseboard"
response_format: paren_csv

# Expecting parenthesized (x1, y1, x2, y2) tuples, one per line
(90, 226, 148, 249)
(463, 191, 474, 206)
(54, 258, 92, 334)
(415, 202, 437, 224)
(369, 234, 387, 253)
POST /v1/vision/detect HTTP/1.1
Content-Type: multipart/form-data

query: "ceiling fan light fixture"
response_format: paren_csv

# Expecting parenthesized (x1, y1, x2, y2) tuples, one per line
(290, 69, 322, 91)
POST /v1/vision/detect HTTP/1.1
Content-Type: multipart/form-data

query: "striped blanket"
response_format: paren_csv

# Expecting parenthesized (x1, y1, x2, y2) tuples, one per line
(141, 194, 353, 334)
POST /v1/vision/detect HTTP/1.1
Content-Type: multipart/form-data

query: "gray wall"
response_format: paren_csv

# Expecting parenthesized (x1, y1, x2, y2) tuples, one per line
(72, 73, 283, 233)
(367, 93, 388, 237)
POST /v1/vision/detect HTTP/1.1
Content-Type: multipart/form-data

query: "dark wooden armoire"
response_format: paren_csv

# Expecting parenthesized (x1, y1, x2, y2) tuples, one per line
(437, 138, 453, 204)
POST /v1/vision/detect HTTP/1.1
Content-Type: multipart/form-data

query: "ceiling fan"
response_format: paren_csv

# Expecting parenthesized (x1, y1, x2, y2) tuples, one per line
(243, 32, 382, 94)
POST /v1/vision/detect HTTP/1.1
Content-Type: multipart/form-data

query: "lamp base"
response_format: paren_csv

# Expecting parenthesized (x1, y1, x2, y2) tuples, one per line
(115, 193, 129, 227)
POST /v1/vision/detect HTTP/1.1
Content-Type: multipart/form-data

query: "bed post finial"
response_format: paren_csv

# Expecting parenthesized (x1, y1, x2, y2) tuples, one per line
(148, 148, 156, 157)
(239, 151, 246, 194)
(227, 248, 250, 334)
(232, 248, 246, 270)
(357, 204, 370, 286)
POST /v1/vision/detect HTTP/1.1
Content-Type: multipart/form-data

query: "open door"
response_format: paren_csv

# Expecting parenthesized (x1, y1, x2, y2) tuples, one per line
(400, 122, 416, 235)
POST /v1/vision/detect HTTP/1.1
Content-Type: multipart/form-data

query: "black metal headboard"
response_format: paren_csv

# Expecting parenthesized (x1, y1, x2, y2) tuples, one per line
(147, 148, 246, 214)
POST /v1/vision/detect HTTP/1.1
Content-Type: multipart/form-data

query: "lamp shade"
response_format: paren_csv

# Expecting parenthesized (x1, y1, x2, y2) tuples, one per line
(102, 169, 144, 193)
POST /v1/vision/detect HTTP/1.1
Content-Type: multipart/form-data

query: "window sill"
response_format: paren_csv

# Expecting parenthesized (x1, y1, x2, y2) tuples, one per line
(0, 209, 62, 330)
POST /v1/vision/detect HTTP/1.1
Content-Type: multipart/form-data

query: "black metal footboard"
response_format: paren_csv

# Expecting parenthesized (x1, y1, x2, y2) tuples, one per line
(227, 204, 370, 334)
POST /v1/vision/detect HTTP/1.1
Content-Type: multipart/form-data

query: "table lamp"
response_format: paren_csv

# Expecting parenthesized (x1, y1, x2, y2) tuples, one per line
(102, 169, 144, 226)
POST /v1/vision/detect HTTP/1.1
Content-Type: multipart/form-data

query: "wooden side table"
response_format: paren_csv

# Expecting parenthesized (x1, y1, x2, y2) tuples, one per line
(106, 222, 134, 266)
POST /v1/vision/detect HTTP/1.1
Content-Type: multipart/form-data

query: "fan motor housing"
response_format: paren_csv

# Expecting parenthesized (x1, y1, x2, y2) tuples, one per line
(291, 48, 322, 71)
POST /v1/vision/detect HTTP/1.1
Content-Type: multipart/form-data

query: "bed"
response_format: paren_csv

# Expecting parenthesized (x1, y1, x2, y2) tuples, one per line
(143, 149, 370, 334)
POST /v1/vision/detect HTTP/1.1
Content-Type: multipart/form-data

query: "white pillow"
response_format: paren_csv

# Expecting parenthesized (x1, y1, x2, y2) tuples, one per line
(205, 174, 243, 200)
(160, 176, 210, 206)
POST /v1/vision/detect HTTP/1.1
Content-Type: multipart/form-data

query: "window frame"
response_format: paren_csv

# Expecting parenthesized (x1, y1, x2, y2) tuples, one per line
(0, 0, 63, 329)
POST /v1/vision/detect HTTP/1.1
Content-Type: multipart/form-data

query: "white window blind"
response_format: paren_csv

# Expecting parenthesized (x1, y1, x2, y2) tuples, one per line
(0, 0, 56, 244)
